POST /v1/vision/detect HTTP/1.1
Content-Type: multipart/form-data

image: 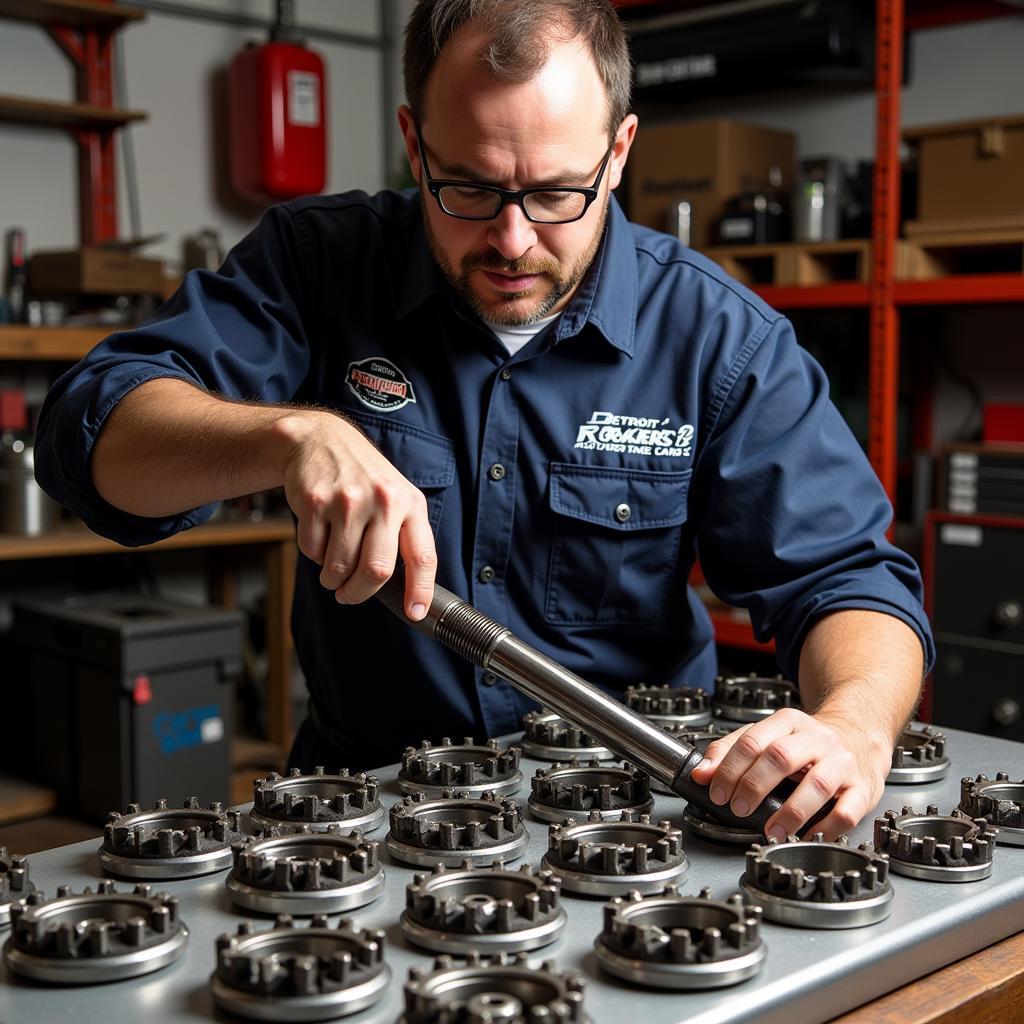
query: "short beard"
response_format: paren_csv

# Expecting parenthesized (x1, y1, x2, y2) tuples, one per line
(423, 199, 608, 327)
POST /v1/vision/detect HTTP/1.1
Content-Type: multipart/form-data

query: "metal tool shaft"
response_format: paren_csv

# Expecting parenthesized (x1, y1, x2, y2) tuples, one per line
(375, 576, 807, 834)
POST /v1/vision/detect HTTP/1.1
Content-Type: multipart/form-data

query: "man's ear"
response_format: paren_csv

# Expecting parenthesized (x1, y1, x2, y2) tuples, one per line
(397, 105, 421, 183)
(608, 112, 638, 192)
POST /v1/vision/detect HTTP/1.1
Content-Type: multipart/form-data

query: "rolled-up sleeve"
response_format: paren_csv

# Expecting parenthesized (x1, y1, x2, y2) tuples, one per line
(692, 316, 935, 679)
(35, 204, 312, 547)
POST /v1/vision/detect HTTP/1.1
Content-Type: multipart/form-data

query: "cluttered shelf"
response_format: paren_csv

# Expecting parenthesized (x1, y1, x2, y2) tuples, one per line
(0, 0, 145, 29)
(0, 517, 295, 561)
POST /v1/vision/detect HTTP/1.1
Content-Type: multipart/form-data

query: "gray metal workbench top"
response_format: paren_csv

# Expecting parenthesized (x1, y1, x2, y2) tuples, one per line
(1, 725, 1022, 1024)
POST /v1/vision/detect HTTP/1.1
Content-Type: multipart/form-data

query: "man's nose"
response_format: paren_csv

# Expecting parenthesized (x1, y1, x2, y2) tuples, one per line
(485, 201, 537, 261)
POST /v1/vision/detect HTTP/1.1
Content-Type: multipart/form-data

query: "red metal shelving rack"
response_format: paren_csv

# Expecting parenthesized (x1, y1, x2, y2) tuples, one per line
(0, 0, 147, 245)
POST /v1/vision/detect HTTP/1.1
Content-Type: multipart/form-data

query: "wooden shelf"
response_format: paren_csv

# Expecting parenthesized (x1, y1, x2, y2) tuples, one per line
(0, 775, 59, 826)
(0, 0, 145, 29)
(0, 325, 108, 360)
(0, 518, 295, 562)
(0, 94, 146, 130)
(755, 282, 871, 309)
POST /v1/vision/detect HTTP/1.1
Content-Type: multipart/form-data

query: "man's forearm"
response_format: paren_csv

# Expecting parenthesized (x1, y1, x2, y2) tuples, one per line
(90, 377, 308, 517)
(797, 608, 925, 750)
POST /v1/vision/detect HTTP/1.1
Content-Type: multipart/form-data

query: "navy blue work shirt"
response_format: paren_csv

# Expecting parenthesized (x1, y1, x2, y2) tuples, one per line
(36, 190, 935, 763)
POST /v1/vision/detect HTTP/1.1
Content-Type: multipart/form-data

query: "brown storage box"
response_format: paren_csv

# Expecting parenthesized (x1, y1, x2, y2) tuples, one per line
(904, 115, 1024, 227)
(627, 119, 796, 249)
(30, 247, 166, 296)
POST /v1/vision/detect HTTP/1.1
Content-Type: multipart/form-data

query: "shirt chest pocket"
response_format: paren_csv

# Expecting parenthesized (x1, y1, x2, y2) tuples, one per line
(345, 410, 455, 533)
(545, 462, 692, 626)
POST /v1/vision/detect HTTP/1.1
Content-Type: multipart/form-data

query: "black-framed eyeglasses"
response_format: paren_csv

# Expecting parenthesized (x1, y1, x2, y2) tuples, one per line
(416, 125, 613, 224)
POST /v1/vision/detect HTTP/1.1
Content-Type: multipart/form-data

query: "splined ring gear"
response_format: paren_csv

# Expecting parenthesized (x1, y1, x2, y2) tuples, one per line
(387, 790, 529, 867)
(624, 684, 713, 728)
(739, 834, 893, 928)
(400, 953, 590, 1024)
(712, 674, 800, 723)
(650, 723, 733, 797)
(595, 886, 766, 989)
(2, 881, 188, 984)
(520, 711, 614, 762)
(527, 759, 653, 823)
(401, 859, 566, 954)
(226, 825, 385, 915)
(211, 915, 390, 1022)
(399, 737, 523, 798)
(873, 805, 997, 882)
(887, 725, 950, 785)
(959, 774, 1024, 846)
(100, 797, 244, 879)
(0, 848, 33, 929)
(542, 810, 688, 897)
(250, 767, 384, 835)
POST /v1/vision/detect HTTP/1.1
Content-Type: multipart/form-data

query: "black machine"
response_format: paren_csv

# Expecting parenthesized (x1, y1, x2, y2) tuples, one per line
(13, 594, 242, 821)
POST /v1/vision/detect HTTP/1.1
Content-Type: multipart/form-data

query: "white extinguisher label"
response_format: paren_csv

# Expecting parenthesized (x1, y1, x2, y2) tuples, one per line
(287, 71, 320, 127)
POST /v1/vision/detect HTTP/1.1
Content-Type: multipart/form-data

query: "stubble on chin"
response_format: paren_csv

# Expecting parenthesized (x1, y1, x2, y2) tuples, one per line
(422, 200, 608, 327)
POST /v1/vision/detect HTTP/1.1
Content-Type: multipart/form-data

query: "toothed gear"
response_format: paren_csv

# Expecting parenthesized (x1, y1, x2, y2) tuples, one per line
(541, 810, 689, 896)
(959, 774, 1024, 846)
(399, 737, 523, 798)
(681, 803, 764, 845)
(739, 834, 894, 928)
(624, 684, 713, 727)
(528, 759, 653, 823)
(2, 881, 188, 983)
(712, 674, 800, 723)
(0, 848, 33, 929)
(873, 805, 997, 882)
(401, 859, 567, 954)
(887, 725, 950, 785)
(99, 797, 244, 879)
(386, 791, 529, 867)
(649, 723, 734, 797)
(401, 952, 590, 1024)
(211, 915, 390, 1021)
(250, 767, 384, 834)
(520, 711, 614, 761)
(595, 885, 766, 989)
(226, 825, 385, 915)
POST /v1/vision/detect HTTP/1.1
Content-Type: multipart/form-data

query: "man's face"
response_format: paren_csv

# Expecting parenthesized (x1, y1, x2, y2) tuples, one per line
(399, 26, 636, 326)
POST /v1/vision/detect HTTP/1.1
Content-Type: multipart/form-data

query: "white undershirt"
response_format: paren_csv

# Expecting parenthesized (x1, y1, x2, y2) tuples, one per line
(482, 311, 562, 356)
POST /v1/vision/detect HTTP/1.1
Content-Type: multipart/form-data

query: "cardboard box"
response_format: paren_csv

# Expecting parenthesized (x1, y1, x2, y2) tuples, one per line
(904, 115, 1024, 227)
(30, 247, 166, 296)
(627, 119, 796, 249)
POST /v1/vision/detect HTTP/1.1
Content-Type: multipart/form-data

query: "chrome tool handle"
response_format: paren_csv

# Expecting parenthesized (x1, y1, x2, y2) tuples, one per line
(376, 573, 826, 834)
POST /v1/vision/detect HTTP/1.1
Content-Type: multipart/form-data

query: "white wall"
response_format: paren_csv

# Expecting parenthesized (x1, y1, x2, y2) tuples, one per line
(0, 1, 387, 266)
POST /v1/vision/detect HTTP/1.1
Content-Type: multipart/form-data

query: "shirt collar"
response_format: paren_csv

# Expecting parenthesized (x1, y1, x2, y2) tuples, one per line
(396, 192, 638, 358)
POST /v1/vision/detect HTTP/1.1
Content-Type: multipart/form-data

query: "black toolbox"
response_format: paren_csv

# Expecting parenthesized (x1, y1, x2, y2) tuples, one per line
(13, 593, 242, 821)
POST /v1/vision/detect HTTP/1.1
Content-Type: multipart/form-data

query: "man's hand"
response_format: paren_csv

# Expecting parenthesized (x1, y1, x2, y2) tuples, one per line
(689, 708, 892, 841)
(689, 609, 925, 841)
(277, 410, 437, 619)
(90, 379, 437, 621)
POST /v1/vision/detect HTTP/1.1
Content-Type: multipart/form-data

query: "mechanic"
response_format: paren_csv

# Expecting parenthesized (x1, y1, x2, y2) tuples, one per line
(35, 0, 934, 843)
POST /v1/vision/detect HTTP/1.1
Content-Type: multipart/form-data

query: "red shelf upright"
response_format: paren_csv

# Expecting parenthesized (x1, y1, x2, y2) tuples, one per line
(868, 0, 904, 506)
(48, 13, 119, 244)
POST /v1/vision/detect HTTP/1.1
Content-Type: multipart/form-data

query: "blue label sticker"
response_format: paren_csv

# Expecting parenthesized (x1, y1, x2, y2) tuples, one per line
(152, 704, 223, 756)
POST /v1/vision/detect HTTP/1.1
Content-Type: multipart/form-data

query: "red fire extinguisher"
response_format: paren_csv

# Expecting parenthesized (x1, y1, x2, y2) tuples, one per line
(228, 0, 327, 205)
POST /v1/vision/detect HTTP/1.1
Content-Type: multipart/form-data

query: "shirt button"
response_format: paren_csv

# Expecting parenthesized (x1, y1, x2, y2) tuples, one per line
(500, 368, 512, 380)
(478, 565, 496, 583)
(488, 463, 506, 481)
(481, 672, 498, 686)
(614, 502, 632, 523)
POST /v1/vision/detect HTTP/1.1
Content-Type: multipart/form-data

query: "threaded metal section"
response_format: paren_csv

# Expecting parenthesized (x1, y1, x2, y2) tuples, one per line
(434, 602, 510, 667)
